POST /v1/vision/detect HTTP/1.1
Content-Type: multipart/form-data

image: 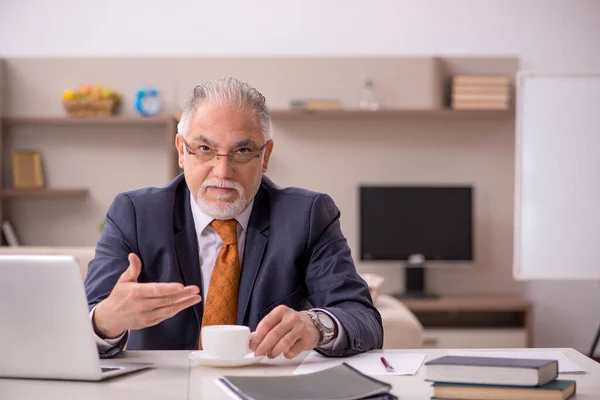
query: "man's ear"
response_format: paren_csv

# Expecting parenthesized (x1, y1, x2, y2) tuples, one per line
(262, 140, 274, 173)
(176, 134, 185, 168)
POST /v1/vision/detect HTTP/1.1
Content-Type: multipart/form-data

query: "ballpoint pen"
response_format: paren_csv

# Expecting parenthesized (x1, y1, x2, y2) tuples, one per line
(380, 356, 395, 372)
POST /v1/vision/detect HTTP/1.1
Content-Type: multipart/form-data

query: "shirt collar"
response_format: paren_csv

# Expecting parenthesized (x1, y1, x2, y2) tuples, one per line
(189, 192, 254, 234)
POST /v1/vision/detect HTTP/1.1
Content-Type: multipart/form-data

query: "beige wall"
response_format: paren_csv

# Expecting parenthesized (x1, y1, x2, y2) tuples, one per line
(268, 116, 519, 296)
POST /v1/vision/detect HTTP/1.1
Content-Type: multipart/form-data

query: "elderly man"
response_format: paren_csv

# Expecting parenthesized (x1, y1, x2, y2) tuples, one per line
(85, 77, 383, 359)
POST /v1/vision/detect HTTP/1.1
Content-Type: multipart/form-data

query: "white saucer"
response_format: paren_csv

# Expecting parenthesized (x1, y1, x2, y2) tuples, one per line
(188, 351, 265, 367)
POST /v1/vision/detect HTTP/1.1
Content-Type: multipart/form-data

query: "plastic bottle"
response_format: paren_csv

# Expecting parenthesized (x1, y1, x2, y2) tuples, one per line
(359, 76, 380, 110)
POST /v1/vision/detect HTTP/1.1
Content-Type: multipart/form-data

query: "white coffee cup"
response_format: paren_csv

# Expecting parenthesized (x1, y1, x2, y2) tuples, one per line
(201, 325, 252, 360)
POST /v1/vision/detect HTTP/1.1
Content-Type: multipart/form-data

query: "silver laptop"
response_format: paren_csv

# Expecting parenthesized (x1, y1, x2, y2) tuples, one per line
(0, 254, 152, 381)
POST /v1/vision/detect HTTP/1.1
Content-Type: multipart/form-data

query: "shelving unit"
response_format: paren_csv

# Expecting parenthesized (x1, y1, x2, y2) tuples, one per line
(402, 296, 533, 348)
(0, 55, 518, 249)
(2, 115, 176, 127)
(270, 108, 514, 119)
(176, 109, 514, 121)
(0, 188, 89, 198)
(0, 114, 178, 246)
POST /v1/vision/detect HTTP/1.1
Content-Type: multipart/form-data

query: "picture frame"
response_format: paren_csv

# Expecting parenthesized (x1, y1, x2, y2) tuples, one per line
(11, 151, 44, 189)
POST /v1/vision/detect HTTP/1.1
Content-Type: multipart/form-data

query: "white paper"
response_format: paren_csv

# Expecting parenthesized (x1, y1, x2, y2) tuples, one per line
(293, 351, 426, 376)
(215, 378, 242, 400)
(449, 350, 586, 374)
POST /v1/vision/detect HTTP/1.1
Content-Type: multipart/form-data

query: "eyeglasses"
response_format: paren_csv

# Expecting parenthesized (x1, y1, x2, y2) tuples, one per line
(181, 137, 268, 165)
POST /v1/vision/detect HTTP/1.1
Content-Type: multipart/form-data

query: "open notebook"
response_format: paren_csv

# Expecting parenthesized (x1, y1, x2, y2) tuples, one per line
(216, 363, 396, 400)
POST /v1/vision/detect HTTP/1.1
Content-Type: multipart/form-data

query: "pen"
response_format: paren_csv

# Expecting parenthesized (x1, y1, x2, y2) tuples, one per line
(380, 356, 394, 372)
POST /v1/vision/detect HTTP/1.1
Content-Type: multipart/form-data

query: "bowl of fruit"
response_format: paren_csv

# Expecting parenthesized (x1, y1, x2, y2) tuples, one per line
(63, 84, 122, 117)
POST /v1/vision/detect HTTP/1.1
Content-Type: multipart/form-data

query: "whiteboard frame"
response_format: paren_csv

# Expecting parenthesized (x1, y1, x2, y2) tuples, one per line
(513, 71, 600, 280)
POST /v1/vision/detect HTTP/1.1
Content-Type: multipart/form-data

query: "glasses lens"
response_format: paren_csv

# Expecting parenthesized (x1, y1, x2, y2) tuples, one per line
(232, 153, 257, 164)
(195, 151, 216, 163)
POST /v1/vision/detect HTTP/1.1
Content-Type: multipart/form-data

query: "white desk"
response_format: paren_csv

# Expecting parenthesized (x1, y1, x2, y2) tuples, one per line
(1, 348, 598, 399)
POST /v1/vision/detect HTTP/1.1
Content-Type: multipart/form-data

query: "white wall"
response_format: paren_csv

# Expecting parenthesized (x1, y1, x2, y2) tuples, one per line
(1, 0, 599, 355)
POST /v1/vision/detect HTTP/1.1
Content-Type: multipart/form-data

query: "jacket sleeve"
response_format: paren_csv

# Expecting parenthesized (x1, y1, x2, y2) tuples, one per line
(84, 193, 140, 357)
(303, 194, 384, 357)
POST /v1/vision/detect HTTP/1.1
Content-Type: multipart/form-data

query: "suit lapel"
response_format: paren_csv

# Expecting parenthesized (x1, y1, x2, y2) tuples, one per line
(173, 184, 203, 325)
(237, 184, 270, 325)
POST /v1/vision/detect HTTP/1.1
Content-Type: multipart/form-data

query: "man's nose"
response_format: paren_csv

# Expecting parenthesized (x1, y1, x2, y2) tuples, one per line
(211, 154, 234, 179)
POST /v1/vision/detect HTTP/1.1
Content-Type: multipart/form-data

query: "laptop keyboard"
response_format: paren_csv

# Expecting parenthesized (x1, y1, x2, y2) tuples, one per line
(101, 367, 122, 373)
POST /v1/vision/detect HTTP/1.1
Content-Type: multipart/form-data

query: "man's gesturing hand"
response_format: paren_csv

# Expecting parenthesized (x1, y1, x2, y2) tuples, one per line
(93, 253, 201, 339)
(249, 305, 321, 360)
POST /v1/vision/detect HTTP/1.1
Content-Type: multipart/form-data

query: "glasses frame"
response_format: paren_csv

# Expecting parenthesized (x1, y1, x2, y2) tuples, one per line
(181, 136, 268, 165)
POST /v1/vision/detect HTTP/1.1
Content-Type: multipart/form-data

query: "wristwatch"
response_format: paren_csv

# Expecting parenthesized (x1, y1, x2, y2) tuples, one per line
(301, 310, 337, 346)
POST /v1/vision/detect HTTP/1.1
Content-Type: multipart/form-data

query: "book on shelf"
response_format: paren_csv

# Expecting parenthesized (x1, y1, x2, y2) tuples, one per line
(449, 74, 512, 110)
(425, 355, 559, 386)
(432, 379, 576, 400)
(451, 93, 510, 102)
(217, 362, 395, 400)
(289, 98, 342, 111)
(452, 85, 511, 95)
(451, 101, 510, 110)
(452, 75, 512, 87)
(1, 220, 21, 247)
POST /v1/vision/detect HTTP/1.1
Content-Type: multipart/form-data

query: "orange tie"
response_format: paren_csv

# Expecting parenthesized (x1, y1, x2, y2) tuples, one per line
(198, 219, 241, 349)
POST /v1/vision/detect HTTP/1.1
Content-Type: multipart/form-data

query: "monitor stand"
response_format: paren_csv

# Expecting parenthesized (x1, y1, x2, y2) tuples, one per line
(393, 266, 439, 299)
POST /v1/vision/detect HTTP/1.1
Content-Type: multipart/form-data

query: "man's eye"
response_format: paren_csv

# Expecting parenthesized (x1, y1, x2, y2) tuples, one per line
(237, 148, 251, 154)
(199, 146, 214, 153)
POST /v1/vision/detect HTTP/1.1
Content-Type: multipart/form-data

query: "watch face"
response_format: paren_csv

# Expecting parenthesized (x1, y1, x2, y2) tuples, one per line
(317, 312, 335, 331)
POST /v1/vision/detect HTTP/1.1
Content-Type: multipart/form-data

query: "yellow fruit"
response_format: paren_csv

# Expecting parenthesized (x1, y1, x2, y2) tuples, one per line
(101, 88, 114, 98)
(63, 89, 75, 101)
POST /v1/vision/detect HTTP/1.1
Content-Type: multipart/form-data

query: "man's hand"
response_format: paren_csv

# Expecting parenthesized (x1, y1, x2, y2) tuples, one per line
(93, 253, 201, 339)
(249, 305, 321, 360)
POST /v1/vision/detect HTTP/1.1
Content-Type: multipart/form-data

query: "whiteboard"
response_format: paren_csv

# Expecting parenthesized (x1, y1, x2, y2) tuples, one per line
(514, 73, 600, 280)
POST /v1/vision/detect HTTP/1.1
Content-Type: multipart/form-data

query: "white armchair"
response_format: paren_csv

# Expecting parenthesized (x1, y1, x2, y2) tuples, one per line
(375, 294, 424, 349)
(360, 273, 424, 349)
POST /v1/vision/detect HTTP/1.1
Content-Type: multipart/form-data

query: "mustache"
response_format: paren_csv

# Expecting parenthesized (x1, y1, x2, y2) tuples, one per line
(201, 179, 243, 192)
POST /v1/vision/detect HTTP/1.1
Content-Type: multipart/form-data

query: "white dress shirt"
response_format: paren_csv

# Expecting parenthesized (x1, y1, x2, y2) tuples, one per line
(93, 194, 345, 352)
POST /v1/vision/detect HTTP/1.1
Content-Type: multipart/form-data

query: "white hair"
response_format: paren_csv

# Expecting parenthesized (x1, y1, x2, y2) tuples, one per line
(177, 77, 273, 142)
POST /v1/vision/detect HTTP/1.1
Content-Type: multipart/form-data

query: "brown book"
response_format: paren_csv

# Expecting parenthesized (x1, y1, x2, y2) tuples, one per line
(452, 75, 512, 87)
(289, 99, 341, 110)
(432, 380, 575, 400)
(452, 93, 510, 102)
(451, 102, 510, 110)
(452, 86, 511, 96)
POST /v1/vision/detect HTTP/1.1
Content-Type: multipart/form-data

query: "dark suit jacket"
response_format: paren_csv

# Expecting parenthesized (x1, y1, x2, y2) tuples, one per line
(84, 174, 383, 357)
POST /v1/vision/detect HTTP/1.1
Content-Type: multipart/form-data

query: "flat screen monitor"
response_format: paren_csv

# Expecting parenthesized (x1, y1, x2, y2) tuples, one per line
(360, 186, 474, 262)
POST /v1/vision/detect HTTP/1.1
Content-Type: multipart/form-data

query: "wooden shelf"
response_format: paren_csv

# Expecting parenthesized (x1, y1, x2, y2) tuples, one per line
(0, 188, 89, 198)
(270, 108, 514, 119)
(400, 295, 533, 348)
(401, 295, 531, 312)
(1, 115, 176, 127)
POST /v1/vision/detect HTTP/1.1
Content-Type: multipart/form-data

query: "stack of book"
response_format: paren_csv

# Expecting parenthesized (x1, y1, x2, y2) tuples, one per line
(289, 98, 341, 111)
(425, 355, 576, 399)
(450, 75, 512, 110)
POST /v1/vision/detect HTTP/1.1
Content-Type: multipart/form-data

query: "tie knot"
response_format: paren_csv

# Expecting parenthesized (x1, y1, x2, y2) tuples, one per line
(210, 219, 238, 245)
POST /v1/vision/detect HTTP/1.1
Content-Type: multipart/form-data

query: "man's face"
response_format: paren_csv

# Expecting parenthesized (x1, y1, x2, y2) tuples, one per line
(176, 101, 273, 219)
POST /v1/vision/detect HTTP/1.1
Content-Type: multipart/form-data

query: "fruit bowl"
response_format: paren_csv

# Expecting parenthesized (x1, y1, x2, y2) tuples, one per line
(63, 84, 122, 117)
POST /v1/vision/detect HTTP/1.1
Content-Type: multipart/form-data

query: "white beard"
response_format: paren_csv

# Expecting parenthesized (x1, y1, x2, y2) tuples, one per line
(197, 178, 253, 220)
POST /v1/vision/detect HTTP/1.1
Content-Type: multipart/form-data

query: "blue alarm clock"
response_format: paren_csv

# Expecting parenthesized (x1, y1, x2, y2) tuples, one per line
(135, 87, 161, 116)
